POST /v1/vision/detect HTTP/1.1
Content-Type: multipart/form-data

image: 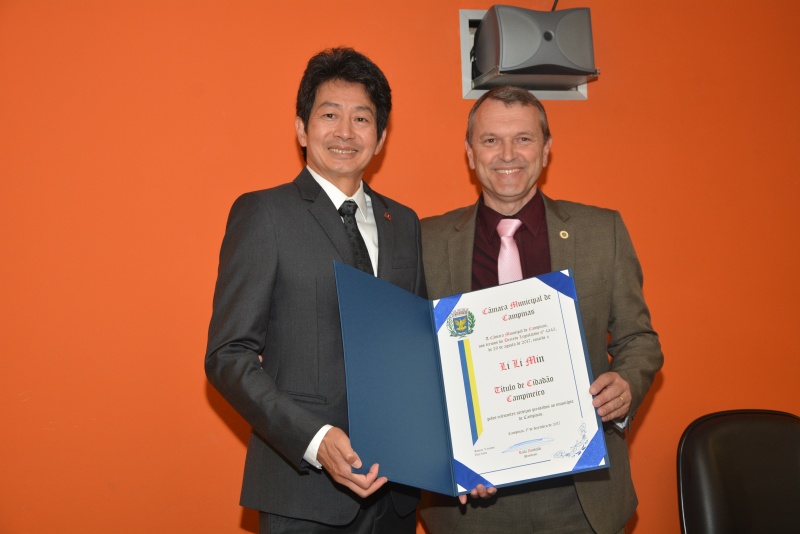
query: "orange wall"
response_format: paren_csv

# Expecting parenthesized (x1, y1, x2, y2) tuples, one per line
(2, 1, 799, 532)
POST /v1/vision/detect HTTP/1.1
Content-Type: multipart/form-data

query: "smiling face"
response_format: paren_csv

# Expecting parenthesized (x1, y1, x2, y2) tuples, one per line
(466, 99, 552, 215)
(295, 80, 386, 194)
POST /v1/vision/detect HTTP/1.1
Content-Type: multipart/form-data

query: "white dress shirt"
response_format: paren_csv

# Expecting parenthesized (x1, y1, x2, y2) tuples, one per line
(307, 167, 379, 274)
(302, 166, 379, 467)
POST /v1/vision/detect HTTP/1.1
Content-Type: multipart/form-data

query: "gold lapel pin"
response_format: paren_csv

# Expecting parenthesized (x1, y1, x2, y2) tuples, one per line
(384, 212, 392, 221)
(559, 230, 569, 239)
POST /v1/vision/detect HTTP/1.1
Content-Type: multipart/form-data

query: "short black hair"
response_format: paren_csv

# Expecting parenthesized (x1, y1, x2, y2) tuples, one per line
(296, 48, 392, 146)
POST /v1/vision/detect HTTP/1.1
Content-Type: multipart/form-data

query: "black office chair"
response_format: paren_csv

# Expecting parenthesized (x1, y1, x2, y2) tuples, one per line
(677, 409, 800, 534)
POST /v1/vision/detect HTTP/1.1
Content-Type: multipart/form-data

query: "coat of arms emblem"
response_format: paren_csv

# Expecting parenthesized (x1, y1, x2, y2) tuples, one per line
(446, 308, 475, 337)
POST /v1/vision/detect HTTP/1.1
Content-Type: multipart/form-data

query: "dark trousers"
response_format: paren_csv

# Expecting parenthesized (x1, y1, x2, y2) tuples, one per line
(421, 479, 626, 534)
(259, 491, 416, 534)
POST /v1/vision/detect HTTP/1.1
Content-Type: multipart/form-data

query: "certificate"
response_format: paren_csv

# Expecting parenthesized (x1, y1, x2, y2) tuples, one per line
(334, 262, 608, 496)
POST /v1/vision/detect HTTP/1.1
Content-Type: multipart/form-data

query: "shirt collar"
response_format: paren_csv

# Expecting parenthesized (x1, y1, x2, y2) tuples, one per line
(477, 190, 546, 242)
(306, 166, 369, 222)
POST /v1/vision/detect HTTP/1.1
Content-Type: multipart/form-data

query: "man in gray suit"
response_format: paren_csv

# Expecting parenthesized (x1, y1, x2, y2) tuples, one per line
(205, 48, 424, 533)
(419, 86, 663, 534)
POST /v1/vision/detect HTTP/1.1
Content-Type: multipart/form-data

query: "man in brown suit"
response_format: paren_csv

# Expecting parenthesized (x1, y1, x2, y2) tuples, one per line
(418, 86, 663, 534)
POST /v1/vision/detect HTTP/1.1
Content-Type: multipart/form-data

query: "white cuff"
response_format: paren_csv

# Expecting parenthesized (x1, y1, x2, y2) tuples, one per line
(614, 414, 630, 430)
(303, 424, 333, 469)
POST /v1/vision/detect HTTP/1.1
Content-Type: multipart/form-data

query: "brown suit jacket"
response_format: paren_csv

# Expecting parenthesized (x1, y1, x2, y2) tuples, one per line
(419, 193, 663, 534)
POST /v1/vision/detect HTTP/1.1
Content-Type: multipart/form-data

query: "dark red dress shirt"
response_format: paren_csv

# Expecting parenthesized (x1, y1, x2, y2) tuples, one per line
(472, 190, 552, 291)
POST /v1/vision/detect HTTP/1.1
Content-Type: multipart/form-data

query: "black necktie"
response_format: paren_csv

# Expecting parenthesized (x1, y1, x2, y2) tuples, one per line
(338, 200, 374, 275)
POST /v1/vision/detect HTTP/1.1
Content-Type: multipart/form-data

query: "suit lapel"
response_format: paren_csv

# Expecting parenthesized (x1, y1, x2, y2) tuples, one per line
(448, 203, 478, 294)
(542, 193, 575, 272)
(367, 184, 392, 279)
(295, 169, 354, 266)
(447, 195, 570, 294)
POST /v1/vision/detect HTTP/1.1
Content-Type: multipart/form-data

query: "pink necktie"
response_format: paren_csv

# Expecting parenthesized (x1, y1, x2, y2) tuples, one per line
(497, 218, 523, 284)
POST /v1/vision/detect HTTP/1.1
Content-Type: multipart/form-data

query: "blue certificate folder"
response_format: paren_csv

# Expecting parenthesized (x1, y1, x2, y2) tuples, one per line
(333, 262, 608, 497)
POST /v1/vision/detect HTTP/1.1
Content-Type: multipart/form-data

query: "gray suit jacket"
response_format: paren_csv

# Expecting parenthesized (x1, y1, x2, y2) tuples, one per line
(205, 169, 425, 525)
(419, 194, 662, 534)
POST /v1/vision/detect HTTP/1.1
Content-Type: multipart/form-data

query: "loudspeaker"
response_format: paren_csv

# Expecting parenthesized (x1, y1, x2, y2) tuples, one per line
(472, 5, 598, 91)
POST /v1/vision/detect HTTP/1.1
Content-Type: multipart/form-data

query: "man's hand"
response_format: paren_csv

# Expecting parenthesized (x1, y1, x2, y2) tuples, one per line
(316, 426, 388, 498)
(458, 483, 497, 504)
(590, 371, 631, 422)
